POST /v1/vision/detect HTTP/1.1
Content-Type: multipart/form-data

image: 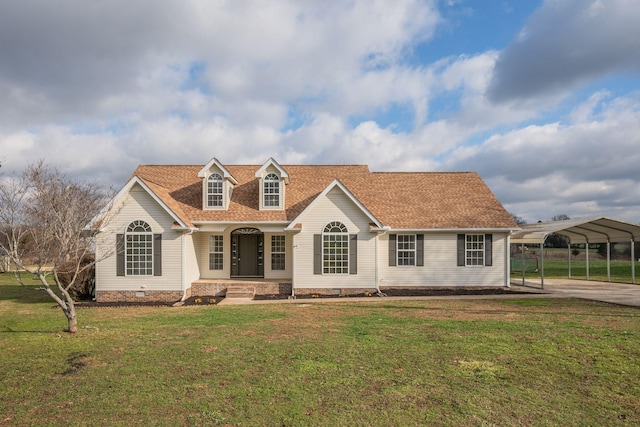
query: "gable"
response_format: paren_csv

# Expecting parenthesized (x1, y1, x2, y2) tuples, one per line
(287, 179, 382, 231)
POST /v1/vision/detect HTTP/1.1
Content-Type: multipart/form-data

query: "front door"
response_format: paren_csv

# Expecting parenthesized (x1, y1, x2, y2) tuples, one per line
(231, 230, 264, 277)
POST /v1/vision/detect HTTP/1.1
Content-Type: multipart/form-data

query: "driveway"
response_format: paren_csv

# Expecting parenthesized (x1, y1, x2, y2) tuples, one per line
(511, 278, 640, 307)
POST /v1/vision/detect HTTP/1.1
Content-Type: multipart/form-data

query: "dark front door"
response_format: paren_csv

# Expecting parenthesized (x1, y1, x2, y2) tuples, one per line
(231, 231, 264, 277)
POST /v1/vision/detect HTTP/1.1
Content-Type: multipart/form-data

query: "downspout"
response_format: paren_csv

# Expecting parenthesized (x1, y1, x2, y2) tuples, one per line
(376, 226, 391, 295)
(291, 240, 296, 299)
(505, 233, 511, 288)
(180, 229, 195, 302)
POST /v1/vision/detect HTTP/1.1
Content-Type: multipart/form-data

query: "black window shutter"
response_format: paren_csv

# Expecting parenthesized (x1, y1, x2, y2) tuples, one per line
(116, 234, 125, 276)
(484, 234, 493, 267)
(313, 234, 322, 275)
(349, 234, 357, 274)
(457, 234, 465, 266)
(416, 234, 424, 266)
(389, 234, 397, 266)
(153, 234, 162, 276)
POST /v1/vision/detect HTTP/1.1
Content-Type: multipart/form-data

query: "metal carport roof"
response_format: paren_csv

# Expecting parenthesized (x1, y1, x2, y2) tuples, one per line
(510, 217, 640, 245)
(510, 217, 640, 287)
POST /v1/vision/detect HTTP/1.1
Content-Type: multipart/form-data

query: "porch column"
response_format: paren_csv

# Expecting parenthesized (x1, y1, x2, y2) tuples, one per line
(568, 243, 572, 278)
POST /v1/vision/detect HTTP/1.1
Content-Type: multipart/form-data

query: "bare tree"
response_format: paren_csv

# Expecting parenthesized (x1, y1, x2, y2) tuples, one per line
(0, 161, 113, 333)
(509, 212, 527, 226)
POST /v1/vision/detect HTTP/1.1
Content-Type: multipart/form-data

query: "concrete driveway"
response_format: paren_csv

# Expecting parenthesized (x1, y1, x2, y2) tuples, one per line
(511, 278, 640, 307)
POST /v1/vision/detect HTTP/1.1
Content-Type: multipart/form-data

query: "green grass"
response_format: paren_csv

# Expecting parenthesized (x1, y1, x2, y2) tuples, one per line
(1, 274, 640, 426)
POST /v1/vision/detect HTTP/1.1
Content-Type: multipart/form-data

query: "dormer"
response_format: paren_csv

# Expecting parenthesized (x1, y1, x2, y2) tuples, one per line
(198, 158, 238, 210)
(255, 158, 289, 210)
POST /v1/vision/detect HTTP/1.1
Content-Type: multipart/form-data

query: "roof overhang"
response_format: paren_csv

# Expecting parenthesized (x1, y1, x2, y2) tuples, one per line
(510, 217, 640, 245)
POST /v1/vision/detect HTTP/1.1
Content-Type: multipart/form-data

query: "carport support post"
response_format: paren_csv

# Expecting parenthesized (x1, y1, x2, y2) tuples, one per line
(568, 244, 572, 278)
(632, 240, 636, 284)
(607, 241, 611, 282)
(585, 242, 590, 281)
(540, 242, 544, 289)
(521, 243, 525, 285)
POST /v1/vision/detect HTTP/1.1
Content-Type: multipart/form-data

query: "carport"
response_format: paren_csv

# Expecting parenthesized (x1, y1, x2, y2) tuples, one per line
(510, 217, 640, 288)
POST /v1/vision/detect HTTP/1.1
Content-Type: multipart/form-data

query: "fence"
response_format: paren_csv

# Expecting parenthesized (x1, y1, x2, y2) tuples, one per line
(510, 256, 539, 273)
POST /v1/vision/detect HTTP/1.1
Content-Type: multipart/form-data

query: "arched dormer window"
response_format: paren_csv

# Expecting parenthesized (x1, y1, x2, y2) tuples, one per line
(207, 173, 223, 208)
(322, 221, 349, 274)
(125, 220, 153, 276)
(263, 173, 280, 207)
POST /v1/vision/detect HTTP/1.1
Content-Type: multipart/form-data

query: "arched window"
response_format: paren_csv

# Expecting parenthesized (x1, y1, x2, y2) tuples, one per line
(125, 220, 153, 276)
(207, 173, 223, 207)
(322, 221, 349, 274)
(263, 173, 280, 207)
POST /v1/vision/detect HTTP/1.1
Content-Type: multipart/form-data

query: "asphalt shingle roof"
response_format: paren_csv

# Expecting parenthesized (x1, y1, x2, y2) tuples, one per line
(131, 164, 517, 230)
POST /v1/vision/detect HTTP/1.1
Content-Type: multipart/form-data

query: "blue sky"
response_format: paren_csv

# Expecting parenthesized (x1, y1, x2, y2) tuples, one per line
(1, 0, 639, 224)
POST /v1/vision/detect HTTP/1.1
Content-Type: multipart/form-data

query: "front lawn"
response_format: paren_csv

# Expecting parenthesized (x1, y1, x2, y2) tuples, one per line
(1, 274, 639, 426)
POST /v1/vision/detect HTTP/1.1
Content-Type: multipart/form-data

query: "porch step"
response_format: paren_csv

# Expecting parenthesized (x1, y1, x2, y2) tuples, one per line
(225, 285, 256, 299)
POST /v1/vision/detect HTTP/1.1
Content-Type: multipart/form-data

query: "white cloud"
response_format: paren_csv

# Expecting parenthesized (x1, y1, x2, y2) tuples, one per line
(488, 0, 640, 102)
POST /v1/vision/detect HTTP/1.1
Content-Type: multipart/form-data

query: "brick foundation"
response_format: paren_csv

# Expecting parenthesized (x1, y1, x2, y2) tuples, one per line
(96, 289, 189, 303)
(293, 287, 378, 296)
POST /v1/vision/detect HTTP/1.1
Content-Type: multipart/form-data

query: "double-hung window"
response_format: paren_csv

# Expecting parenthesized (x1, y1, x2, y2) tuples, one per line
(271, 235, 286, 270)
(397, 234, 416, 266)
(209, 235, 224, 270)
(465, 234, 484, 266)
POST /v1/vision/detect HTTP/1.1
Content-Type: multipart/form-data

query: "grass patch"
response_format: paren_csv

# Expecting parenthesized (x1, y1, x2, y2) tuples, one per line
(1, 274, 639, 425)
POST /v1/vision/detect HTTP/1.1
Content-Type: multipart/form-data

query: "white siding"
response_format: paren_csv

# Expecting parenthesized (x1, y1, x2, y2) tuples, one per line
(378, 232, 509, 287)
(264, 232, 293, 280)
(95, 184, 183, 292)
(293, 187, 376, 289)
(182, 232, 200, 290)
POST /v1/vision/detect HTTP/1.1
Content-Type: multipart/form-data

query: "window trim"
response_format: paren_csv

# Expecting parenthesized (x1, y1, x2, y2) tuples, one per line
(270, 235, 286, 271)
(263, 173, 280, 208)
(465, 233, 485, 267)
(322, 221, 349, 275)
(396, 234, 417, 266)
(125, 220, 154, 276)
(206, 173, 224, 209)
(208, 235, 224, 271)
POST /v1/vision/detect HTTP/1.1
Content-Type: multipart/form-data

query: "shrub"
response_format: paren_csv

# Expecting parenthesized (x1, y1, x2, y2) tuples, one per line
(56, 254, 96, 300)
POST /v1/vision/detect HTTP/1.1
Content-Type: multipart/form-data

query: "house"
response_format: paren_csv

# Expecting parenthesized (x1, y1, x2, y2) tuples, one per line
(94, 157, 518, 302)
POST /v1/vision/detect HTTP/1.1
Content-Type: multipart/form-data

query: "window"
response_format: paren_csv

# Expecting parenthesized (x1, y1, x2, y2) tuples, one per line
(209, 235, 224, 270)
(397, 234, 416, 266)
(263, 173, 280, 207)
(322, 221, 349, 274)
(465, 234, 484, 266)
(207, 173, 223, 208)
(271, 235, 285, 270)
(125, 220, 153, 276)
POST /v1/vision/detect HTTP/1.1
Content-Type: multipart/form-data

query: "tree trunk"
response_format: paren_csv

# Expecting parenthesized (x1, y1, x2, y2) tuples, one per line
(66, 307, 78, 333)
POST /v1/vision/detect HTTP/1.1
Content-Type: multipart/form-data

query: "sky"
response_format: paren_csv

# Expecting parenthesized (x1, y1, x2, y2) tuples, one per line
(1, 0, 639, 225)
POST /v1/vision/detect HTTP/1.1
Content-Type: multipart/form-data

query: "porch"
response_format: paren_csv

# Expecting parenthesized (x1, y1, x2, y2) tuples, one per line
(191, 278, 292, 298)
